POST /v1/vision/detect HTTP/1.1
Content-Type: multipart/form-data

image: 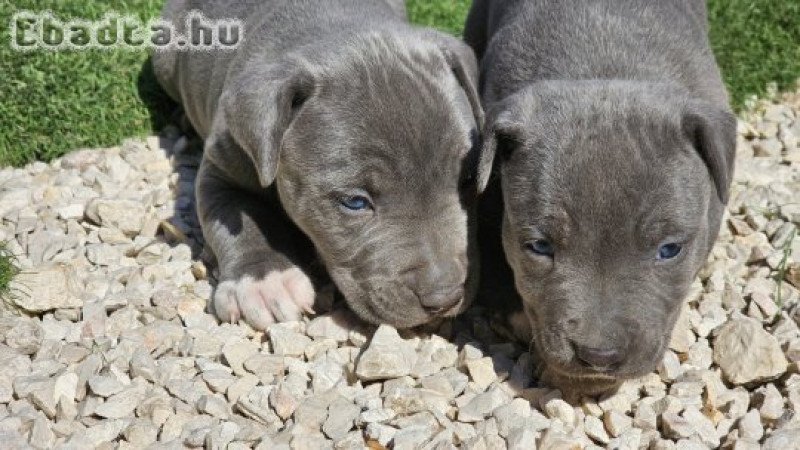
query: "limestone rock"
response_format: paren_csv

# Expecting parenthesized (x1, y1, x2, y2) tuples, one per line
(9, 264, 83, 312)
(713, 318, 788, 384)
(355, 325, 418, 381)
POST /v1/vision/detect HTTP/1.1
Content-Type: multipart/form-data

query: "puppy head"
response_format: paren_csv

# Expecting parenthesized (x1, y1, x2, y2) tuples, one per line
(216, 30, 488, 328)
(484, 81, 735, 392)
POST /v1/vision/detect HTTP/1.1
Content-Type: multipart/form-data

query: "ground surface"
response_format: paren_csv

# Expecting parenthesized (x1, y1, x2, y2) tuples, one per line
(1, 0, 799, 165)
(0, 85, 799, 449)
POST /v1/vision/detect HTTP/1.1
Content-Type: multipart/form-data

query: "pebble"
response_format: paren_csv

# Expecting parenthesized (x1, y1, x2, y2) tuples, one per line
(221, 340, 259, 376)
(585, 415, 610, 444)
(538, 428, 586, 450)
(226, 374, 260, 404)
(85, 199, 146, 237)
(543, 398, 576, 426)
(737, 409, 764, 442)
(8, 265, 84, 312)
(762, 428, 800, 450)
(603, 410, 632, 437)
(366, 422, 397, 447)
(713, 317, 788, 384)
(458, 387, 508, 422)
(123, 419, 158, 447)
(507, 425, 537, 449)
(661, 412, 695, 440)
(269, 385, 299, 421)
(269, 324, 312, 357)
(29, 413, 55, 449)
(492, 398, 542, 437)
(355, 325, 418, 381)
(465, 357, 496, 391)
(321, 401, 360, 441)
(197, 394, 231, 419)
(87, 376, 125, 398)
(306, 310, 354, 342)
(5, 320, 43, 355)
(94, 386, 145, 419)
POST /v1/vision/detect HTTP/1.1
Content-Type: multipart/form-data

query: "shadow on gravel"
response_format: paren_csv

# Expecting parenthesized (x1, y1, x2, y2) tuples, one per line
(136, 56, 207, 260)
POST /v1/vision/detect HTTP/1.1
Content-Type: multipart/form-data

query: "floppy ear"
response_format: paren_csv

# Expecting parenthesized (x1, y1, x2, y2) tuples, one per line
(682, 101, 737, 204)
(211, 61, 315, 188)
(430, 34, 492, 192)
(476, 93, 529, 191)
(436, 37, 484, 128)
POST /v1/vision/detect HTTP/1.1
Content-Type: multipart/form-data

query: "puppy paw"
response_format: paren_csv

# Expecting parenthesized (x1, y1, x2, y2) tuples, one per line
(213, 267, 316, 330)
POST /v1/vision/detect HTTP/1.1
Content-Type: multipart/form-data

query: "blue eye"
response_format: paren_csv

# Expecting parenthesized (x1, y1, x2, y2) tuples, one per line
(526, 239, 555, 257)
(658, 243, 683, 260)
(340, 195, 372, 212)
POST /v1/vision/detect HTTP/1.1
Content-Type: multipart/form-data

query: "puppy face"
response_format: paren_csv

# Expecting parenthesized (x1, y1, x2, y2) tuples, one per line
(221, 32, 487, 328)
(486, 82, 735, 392)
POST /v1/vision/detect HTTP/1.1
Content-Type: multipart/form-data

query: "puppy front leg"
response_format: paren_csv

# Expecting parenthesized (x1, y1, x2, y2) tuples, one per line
(196, 159, 318, 330)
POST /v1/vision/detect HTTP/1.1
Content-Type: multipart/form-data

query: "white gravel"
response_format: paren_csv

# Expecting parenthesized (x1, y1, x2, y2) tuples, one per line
(0, 85, 799, 449)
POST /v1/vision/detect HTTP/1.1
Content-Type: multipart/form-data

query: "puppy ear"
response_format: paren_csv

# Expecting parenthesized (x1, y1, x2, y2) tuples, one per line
(430, 34, 492, 192)
(682, 101, 737, 204)
(215, 61, 315, 188)
(476, 95, 528, 191)
(436, 37, 484, 128)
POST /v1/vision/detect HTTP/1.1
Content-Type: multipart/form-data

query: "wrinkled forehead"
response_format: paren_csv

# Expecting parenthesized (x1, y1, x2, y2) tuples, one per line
(289, 55, 477, 191)
(504, 116, 708, 237)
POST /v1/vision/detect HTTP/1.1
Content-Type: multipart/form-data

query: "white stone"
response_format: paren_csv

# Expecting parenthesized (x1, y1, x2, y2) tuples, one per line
(355, 325, 418, 381)
(737, 409, 764, 441)
(661, 412, 695, 440)
(762, 428, 800, 450)
(457, 388, 508, 423)
(543, 398, 576, 426)
(85, 198, 146, 236)
(506, 426, 537, 450)
(94, 386, 145, 419)
(603, 410, 632, 437)
(585, 415, 610, 444)
(269, 324, 313, 357)
(9, 264, 83, 312)
(713, 318, 788, 384)
(88, 375, 124, 397)
(465, 357, 496, 391)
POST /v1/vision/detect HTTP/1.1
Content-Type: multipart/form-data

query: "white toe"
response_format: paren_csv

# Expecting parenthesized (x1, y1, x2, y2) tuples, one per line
(213, 281, 242, 323)
(213, 268, 317, 330)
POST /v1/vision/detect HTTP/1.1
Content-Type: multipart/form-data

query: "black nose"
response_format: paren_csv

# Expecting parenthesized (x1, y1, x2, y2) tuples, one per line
(421, 287, 463, 314)
(573, 344, 625, 370)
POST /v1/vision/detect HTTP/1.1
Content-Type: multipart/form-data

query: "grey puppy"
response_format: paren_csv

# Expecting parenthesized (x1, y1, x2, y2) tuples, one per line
(154, 0, 488, 330)
(465, 0, 736, 394)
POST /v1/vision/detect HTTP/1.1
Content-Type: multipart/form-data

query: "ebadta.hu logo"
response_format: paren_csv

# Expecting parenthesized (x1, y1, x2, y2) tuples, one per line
(10, 10, 243, 51)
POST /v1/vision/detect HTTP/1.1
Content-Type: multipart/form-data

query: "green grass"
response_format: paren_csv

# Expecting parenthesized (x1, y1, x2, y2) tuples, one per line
(0, 243, 18, 301)
(708, 0, 800, 110)
(408, 0, 472, 35)
(0, 1, 173, 167)
(0, 0, 798, 167)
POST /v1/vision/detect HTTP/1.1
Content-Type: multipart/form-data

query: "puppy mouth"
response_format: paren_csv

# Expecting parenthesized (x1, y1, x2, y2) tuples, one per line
(344, 281, 456, 328)
(545, 360, 622, 381)
(426, 297, 467, 318)
(525, 308, 668, 383)
(536, 336, 667, 383)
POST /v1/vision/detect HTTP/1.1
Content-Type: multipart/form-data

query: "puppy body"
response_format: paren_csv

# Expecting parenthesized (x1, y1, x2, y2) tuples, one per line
(465, 0, 736, 393)
(154, 0, 487, 329)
